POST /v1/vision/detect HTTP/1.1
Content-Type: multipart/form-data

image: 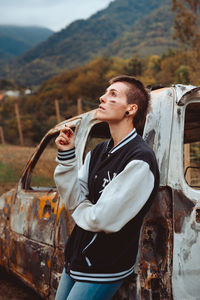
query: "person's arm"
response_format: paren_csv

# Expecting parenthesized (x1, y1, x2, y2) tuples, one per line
(54, 148, 91, 211)
(54, 126, 91, 210)
(72, 159, 155, 233)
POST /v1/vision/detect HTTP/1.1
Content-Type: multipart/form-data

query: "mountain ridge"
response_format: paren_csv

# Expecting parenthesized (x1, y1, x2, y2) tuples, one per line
(104, 3, 176, 57)
(0, 0, 176, 86)
(0, 25, 53, 60)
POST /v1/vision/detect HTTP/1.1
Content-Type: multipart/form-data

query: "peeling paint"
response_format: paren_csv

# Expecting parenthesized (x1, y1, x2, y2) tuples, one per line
(173, 190, 194, 233)
(196, 209, 200, 223)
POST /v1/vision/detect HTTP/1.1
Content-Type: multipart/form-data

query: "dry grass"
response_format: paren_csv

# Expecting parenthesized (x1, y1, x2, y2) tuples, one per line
(0, 144, 57, 195)
(0, 144, 35, 194)
(0, 144, 35, 166)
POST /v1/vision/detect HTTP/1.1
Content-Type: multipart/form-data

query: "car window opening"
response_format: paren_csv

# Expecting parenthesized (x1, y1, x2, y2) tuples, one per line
(183, 102, 200, 189)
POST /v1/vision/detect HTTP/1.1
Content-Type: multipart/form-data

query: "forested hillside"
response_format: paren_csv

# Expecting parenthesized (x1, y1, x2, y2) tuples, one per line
(1, 45, 199, 146)
(0, 26, 53, 61)
(0, 0, 176, 86)
(104, 3, 176, 57)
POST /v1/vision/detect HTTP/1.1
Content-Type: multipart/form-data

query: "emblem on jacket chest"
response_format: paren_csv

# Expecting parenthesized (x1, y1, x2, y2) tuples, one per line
(99, 171, 117, 194)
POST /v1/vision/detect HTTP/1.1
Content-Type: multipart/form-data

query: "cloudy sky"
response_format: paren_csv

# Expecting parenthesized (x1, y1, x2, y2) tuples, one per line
(0, 0, 114, 32)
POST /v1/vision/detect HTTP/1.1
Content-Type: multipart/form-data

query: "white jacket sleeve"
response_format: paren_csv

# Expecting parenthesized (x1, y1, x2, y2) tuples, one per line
(72, 159, 155, 233)
(54, 150, 91, 211)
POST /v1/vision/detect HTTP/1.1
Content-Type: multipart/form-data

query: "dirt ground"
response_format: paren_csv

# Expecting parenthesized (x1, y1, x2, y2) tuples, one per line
(0, 268, 43, 300)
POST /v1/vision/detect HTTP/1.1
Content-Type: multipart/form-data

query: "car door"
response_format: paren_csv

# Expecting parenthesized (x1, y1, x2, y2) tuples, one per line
(8, 130, 60, 297)
(168, 90, 200, 300)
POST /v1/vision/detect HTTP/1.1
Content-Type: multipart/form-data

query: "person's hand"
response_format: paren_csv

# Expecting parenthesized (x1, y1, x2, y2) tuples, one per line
(55, 126, 75, 151)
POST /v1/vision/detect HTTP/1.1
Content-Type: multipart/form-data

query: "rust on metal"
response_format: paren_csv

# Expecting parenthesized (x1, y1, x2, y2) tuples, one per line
(196, 209, 200, 223)
(173, 190, 194, 233)
(113, 187, 173, 300)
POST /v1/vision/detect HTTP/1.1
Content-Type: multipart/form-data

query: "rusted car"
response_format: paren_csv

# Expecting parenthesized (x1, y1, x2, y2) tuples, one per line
(0, 85, 200, 299)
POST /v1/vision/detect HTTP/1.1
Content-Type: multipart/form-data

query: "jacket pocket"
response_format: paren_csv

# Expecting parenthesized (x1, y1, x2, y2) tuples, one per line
(83, 231, 126, 268)
(82, 233, 97, 267)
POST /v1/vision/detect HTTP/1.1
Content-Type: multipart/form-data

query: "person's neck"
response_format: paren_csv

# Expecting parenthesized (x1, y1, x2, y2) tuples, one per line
(109, 121, 134, 147)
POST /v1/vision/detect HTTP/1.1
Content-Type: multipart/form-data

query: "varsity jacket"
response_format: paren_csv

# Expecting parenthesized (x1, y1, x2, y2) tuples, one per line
(54, 128, 160, 283)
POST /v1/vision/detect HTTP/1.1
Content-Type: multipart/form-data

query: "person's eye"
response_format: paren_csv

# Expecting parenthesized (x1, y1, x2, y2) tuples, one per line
(111, 91, 116, 96)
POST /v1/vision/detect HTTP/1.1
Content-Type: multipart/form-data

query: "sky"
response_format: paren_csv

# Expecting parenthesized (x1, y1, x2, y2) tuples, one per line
(0, 0, 114, 32)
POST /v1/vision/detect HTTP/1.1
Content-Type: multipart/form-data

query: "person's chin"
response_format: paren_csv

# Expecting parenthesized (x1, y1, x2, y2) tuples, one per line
(96, 110, 107, 121)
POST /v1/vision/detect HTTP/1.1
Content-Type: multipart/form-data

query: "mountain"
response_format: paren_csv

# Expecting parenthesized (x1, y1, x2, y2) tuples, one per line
(104, 3, 176, 58)
(0, 0, 176, 86)
(0, 25, 53, 60)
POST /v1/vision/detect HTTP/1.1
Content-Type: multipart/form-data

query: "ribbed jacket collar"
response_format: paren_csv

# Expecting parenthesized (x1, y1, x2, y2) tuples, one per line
(107, 128, 137, 154)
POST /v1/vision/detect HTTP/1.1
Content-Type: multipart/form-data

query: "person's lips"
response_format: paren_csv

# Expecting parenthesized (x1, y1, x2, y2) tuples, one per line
(98, 105, 105, 111)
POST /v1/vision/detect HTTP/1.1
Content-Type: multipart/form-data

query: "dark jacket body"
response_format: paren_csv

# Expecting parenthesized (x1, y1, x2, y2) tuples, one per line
(63, 134, 160, 282)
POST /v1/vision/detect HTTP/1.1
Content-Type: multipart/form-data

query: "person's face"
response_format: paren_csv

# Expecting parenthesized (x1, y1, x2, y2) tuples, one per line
(96, 82, 130, 123)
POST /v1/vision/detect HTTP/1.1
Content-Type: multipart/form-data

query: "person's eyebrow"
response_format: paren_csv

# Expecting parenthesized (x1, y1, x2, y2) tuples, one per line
(106, 88, 120, 93)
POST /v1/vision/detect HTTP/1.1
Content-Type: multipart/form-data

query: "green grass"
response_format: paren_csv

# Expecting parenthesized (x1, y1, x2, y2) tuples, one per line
(0, 144, 57, 194)
(31, 175, 55, 187)
(0, 161, 18, 183)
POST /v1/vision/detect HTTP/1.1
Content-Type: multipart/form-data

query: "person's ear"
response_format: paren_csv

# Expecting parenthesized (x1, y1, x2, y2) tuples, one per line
(128, 104, 138, 116)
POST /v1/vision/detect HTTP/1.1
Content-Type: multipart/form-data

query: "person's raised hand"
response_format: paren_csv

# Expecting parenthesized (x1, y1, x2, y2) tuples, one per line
(55, 126, 75, 151)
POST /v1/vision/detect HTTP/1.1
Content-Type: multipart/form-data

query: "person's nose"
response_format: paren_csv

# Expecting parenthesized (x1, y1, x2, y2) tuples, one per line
(99, 93, 106, 103)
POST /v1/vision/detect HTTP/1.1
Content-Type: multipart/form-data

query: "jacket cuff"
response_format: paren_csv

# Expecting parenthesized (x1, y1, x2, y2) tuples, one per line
(57, 148, 76, 161)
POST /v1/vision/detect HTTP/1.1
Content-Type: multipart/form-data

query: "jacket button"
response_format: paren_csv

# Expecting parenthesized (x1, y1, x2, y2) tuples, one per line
(94, 175, 98, 179)
(108, 154, 110, 157)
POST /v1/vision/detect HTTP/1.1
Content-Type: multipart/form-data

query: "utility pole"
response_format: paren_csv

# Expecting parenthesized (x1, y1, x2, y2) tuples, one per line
(0, 126, 5, 144)
(15, 103, 24, 146)
(55, 99, 61, 123)
(77, 98, 82, 115)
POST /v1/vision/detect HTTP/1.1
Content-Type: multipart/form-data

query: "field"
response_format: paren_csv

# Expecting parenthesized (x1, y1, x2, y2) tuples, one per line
(0, 144, 57, 195)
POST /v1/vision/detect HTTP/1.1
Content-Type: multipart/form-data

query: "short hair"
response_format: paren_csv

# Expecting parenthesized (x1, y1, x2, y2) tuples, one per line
(109, 75, 151, 135)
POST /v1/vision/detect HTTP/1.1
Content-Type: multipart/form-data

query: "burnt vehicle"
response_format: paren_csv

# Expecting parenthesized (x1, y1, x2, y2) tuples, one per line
(0, 85, 200, 299)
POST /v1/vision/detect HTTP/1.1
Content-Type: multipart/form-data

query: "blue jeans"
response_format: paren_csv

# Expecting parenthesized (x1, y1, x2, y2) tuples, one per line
(55, 268, 123, 300)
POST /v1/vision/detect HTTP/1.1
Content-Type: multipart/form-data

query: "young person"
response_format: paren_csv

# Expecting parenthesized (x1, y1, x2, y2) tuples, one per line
(54, 75, 160, 300)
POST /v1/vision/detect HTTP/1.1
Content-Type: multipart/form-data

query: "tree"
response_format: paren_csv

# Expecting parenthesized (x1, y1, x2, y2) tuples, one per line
(175, 65, 190, 84)
(172, 0, 200, 50)
(124, 56, 143, 76)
